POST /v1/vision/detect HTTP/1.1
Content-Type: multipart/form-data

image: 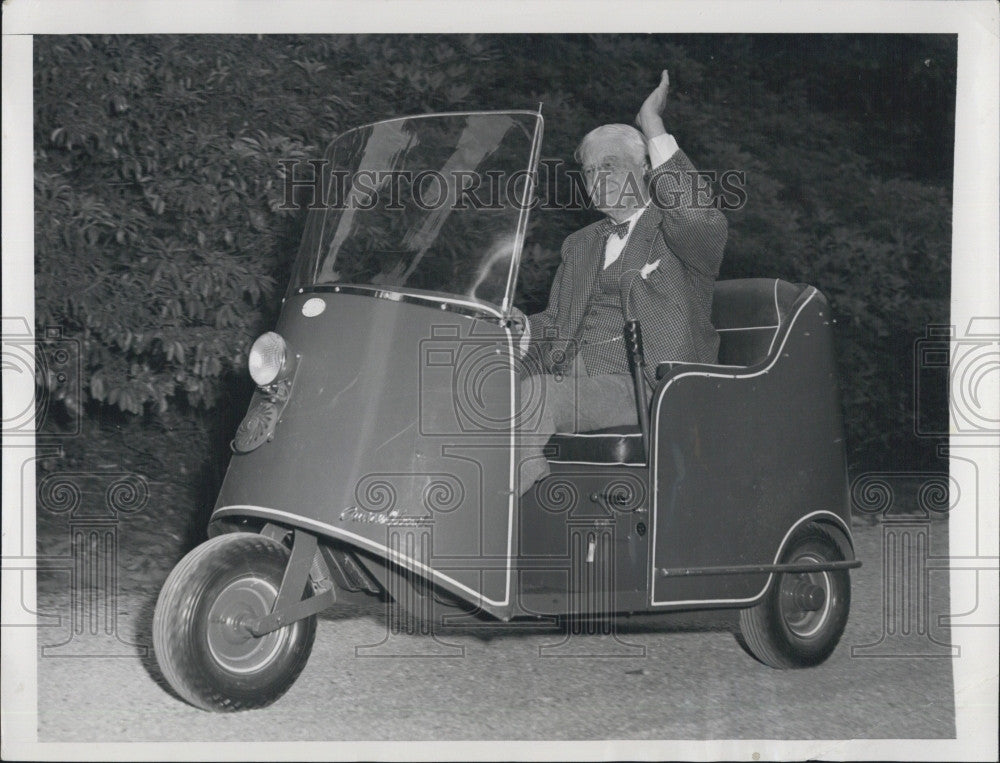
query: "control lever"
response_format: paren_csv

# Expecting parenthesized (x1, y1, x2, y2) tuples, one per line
(624, 319, 651, 458)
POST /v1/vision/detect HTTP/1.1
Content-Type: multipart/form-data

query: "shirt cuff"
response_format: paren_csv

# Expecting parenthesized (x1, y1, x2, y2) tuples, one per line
(647, 133, 679, 169)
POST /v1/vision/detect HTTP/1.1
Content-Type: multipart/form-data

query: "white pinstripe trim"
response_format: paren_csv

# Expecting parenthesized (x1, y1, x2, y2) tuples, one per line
(649, 286, 819, 605)
(552, 431, 642, 438)
(552, 460, 647, 467)
(651, 288, 816, 391)
(216, 322, 519, 611)
(717, 325, 779, 332)
(649, 509, 851, 607)
(215, 503, 516, 609)
(504, 324, 516, 605)
(766, 279, 782, 356)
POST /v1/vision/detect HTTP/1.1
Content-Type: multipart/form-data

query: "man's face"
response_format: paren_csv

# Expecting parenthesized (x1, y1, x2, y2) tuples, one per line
(580, 139, 647, 217)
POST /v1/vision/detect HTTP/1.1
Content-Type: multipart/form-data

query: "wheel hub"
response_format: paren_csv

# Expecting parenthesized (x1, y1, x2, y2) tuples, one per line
(792, 581, 827, 611)
(778, 555, 833, 640)
(206, 576, 290, 673)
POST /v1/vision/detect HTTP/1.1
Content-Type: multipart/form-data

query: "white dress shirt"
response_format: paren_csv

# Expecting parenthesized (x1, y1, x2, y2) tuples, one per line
(602, 132, 679, 269)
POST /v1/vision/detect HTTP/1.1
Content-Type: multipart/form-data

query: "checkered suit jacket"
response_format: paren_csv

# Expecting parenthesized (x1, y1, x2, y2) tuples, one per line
(526, 148, 727, 386)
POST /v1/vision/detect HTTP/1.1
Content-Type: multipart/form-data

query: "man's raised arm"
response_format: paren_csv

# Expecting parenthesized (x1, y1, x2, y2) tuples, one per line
(636, 69, 727, 279)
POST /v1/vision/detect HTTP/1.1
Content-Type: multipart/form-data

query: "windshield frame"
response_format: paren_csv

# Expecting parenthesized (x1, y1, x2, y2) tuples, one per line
(286, 109, 544, 316)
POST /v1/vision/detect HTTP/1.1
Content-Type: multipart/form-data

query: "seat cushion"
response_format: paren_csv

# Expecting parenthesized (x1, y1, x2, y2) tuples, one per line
(546, 425, 644, 465)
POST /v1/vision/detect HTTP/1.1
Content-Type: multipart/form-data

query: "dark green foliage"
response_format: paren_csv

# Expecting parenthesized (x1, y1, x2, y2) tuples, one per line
(34, 34, 489, 415)
(34, 34, 954, 471)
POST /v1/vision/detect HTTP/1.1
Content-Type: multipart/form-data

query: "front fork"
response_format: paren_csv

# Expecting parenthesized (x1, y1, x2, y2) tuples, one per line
(248, 526, 337, 637)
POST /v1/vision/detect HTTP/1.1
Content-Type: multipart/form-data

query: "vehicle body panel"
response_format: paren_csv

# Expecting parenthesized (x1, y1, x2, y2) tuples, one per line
(517, 465, 650, 616)
(649, 288, 851, 606)
(214, 290, 520, 616)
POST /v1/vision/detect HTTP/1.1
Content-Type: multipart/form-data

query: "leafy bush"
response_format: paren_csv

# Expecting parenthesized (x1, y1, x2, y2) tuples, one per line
(34, 34, 954, 471)
(34, 34, 490, 415)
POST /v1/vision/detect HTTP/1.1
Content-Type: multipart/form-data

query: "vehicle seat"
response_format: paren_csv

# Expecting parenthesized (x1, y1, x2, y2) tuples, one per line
(545, 279, 806, 465)
(545, 424, 644, 466)
(709, 278, 805, 368)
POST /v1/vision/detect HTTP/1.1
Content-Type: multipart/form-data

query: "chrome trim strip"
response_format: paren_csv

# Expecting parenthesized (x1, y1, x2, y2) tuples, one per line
(766, 279, 783, 356)
(293, 284, 503, 320)
(657, 558, 861, 578)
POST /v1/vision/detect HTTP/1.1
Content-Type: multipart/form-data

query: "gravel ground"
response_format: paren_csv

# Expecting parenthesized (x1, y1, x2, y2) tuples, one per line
(33, 516, 955, 743)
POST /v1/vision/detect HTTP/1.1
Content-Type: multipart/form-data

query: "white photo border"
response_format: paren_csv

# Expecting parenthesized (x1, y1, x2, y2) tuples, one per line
(3, 1, 998, 760)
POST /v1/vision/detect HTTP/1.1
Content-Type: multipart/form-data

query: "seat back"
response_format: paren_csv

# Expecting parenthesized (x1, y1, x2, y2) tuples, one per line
(711, 279, 807, 367)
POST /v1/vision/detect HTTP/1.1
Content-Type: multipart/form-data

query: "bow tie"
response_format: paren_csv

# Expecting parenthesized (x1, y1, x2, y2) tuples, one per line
(601, 219, 631, 240)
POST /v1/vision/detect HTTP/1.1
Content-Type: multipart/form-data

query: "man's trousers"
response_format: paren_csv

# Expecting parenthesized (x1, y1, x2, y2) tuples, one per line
(515, 353, 646, 495)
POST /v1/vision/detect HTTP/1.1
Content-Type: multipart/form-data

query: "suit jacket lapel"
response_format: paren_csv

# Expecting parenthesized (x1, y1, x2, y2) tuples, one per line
(569, 223, 605, 321)
(618, 205, 660, 271)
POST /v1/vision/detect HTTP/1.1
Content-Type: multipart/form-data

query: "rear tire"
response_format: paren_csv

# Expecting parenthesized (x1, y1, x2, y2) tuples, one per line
(153, 532, 317, 711)
(738, 524, 850, 669)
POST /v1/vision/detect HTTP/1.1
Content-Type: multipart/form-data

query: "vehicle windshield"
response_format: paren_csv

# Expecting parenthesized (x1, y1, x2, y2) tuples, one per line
(289, 111, 542, 309)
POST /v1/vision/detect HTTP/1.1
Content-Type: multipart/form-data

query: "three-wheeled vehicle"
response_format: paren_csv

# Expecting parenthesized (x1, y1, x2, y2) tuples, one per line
(153, 111, 859, 711)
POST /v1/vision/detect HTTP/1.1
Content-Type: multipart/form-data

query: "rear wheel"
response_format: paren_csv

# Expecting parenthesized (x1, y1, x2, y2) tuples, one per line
(153, 532, 317, 711)
(738, 524, 850, 668)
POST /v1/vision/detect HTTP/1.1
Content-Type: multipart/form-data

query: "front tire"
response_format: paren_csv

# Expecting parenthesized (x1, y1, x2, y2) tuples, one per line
(738, 524, 851, 669)
(153, 532, 317, 711)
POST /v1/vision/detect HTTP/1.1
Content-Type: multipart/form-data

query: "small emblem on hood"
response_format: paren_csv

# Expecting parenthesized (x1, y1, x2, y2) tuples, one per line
(302, 297, 326, 317)
(339, 506, 424, 525)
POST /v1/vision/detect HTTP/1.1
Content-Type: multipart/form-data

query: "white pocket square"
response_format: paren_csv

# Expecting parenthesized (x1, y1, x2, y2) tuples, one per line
(640, 259, 661, 279)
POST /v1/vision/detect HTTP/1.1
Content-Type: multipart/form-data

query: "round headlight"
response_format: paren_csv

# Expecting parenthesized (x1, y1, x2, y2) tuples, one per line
(248, 332, 287, 387)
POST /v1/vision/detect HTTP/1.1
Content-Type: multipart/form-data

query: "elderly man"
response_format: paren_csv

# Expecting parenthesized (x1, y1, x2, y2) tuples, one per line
(515, 70, 728, 493)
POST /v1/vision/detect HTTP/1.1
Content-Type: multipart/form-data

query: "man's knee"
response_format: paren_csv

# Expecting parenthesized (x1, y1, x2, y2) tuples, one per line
(518, 372, 579, 433)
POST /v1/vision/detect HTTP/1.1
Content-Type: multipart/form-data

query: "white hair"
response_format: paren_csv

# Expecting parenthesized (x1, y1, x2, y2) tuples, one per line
(574, 124, 648, 167)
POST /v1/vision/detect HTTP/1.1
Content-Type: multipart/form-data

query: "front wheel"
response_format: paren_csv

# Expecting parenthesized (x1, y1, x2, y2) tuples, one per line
(738, 524, 851, 669)
(153, 532, 317, 711)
